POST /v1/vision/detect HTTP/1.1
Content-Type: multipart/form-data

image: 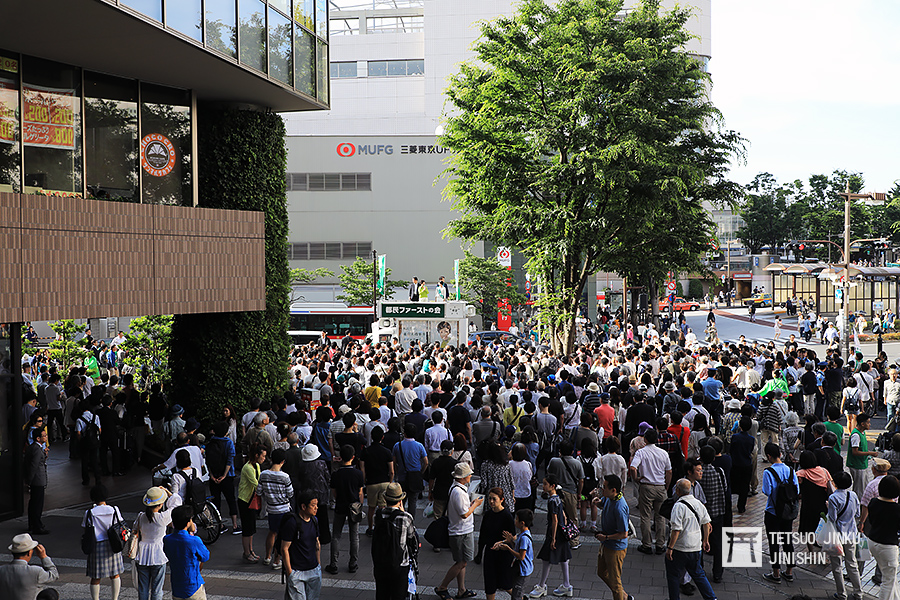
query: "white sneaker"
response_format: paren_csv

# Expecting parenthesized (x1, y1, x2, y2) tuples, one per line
(552, 585, 574, 597)
(528, 584, 547, 598)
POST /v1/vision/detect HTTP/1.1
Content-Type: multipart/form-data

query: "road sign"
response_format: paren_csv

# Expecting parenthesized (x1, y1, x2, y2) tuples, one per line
(497, 246, 512, 267)
(835, 288, 843, 300)
(666, 281, 676, 292)
(875, 301, 884, 312)
(668, 293, 676, 304)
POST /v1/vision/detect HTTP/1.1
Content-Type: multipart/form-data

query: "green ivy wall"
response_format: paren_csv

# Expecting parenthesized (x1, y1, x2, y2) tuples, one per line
(169, 107, 290, 418)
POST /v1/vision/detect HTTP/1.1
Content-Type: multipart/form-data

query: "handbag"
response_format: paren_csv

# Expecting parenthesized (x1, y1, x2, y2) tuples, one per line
(424, 516, 451, 549)
(107, 509, 131, 554)
(348, 501, 363, 524)
(81, 510, 96, 555)
(248, 492, 261, 511)
(123, 516, 141, 560)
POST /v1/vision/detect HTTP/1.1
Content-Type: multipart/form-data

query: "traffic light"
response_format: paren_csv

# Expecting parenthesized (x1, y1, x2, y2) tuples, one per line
(798, 243, 805, 251)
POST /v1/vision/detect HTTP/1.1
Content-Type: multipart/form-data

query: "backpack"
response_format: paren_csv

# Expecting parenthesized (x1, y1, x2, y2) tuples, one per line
(79, 414, 101, 449)
(372, 508, 409, 569)
(175, 468, 208, 512)
(205, 437, 229, 479)
(579, 456, 598, 496)
(99, 352, 109, 369)
(767, 466, 799, 521)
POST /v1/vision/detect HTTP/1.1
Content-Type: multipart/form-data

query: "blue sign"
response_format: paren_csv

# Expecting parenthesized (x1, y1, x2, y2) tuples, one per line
(754, 257, 759, 266)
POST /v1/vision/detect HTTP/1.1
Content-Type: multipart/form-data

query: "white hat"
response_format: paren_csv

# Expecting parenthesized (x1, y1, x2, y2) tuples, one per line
(587, 382, 600, 393)
(9, 533, 38, 554)
(453, 462, 474, 479)
(301, 444, 321, 462)
(338, 405, 352, 416)
(726, 399, 742, 411)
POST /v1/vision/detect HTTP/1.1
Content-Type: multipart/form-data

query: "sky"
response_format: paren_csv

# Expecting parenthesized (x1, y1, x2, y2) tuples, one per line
(710, 0, 900, 193)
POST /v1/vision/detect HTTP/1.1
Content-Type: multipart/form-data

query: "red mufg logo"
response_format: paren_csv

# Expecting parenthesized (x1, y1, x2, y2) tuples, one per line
(336, 142, 356, 157)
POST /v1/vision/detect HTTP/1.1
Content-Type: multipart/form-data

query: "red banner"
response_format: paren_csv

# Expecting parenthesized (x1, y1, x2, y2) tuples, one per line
(0, 78, 17, 144)
(23, 84, 75, 150)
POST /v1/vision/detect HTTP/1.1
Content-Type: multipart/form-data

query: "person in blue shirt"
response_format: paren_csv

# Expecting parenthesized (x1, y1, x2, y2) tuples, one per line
(700, 369, 723, 431)
(592, 474, 634, 600)
(163, 505, 210, 600)
(761, 443, 799, 585)
(496, 508, 535, 600)
(392, 423, 428, 520)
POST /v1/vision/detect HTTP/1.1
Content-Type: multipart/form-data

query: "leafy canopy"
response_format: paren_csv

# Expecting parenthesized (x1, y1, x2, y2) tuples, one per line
(456, 250, 527, 320)
(337, 257, 406, 306)
(441, 0, 744, 351)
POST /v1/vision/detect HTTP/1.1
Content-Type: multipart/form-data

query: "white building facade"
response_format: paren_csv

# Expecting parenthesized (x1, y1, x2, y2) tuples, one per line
(283, 0, 711, 305)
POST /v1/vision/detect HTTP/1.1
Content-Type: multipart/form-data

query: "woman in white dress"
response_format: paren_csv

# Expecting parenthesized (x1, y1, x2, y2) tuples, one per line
(773, 316, 782, 340)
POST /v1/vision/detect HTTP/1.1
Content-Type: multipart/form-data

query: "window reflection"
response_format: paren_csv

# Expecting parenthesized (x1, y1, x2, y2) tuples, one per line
(269, 9, 293, 86)
(0, 326, 17, 518)
(0, 51, 20, 193)
(206, 0, 237, 58)
(240, 0, 267, 72)
(168, 0, 203, 42)
(316, 0, 328, 38)
(121, 0, 163, 22)
(269, 0, 290, 16)
(294, 0, 314, 31)
(140, 83, 191, 206)
(21, 56, 82, 195)
(84, 72, 138, 202)
(316, 39, 328, 103)
(294, 28, 315, 97)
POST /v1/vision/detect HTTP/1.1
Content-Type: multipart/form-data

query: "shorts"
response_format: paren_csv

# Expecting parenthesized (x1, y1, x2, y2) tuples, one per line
(449, 532, 475, 563)
(174, 585, 207, 600)
(268, 512, 287, 532)
(510, 573, 529, 600)
(367, 482, 390, 508)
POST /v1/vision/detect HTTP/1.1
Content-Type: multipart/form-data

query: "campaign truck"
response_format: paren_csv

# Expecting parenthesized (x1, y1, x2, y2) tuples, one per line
(372, 301, 475, 349)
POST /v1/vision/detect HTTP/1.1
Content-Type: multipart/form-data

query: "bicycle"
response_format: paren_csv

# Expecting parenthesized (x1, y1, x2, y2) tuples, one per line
(152, 467, 224, 545)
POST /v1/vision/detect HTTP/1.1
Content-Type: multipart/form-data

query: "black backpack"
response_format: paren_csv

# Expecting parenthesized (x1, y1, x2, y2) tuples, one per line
(372, 508, 410, 569)
(79, 414, 101, 449)
(175, 468, 208, 512)
(767, 466, 799, 521)
(579, 456, 598, 496)
(205, 438, 229, 479)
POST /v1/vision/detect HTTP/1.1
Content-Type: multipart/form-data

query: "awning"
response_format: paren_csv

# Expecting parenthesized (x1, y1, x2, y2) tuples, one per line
(846, 265, 900, 278)
(783, 262, 830, 274)
(764, 263, 787, 272)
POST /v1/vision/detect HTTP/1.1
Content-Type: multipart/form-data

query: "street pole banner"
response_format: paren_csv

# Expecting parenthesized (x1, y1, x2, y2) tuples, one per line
(497, 246, 512, 267)
(454, 258, 460, 301)
(377, 255, 386, 294)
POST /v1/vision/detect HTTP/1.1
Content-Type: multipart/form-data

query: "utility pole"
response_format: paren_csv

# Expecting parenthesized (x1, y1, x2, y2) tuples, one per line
(372, 249, 377, 324)
(838, 183, 875, 359)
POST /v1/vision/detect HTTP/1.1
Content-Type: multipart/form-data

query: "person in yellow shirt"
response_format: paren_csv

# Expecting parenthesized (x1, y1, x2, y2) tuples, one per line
(364, 374, 382, 409)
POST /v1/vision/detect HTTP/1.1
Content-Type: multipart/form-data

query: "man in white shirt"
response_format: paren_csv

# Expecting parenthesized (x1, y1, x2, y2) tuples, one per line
(394, 377, 417, 416)
(664, 479, 716, 600)
(424, 411, 452, 463)
(435, 463, 483, 600)
(629, 429, 672, 555)
(162, 433, 208, 481)
(884, 369, 900, 429)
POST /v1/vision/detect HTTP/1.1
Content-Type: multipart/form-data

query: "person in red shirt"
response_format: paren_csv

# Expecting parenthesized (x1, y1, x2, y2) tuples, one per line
(667, 411, 691, 458)
(593, 394, 615, 439)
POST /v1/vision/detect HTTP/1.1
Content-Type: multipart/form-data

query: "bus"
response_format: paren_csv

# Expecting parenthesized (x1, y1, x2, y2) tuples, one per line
(288, 303, 372, 340)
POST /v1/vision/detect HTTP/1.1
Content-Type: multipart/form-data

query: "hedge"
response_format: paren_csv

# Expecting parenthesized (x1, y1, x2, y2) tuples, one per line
(168, 107, 290, 419)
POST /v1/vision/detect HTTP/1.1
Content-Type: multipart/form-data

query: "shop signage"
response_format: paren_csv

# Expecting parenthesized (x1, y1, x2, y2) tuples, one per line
(336, 141, 448, 157)
(141, 134, 176, 177)
(381, 303, 445, 318)
(0, 78, 16, 144)
(22, 84, 75, 149)
(497, 246, 512, 267)
(0, 56, 18, 74)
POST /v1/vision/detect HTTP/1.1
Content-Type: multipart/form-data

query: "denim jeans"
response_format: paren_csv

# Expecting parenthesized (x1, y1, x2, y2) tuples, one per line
(665, 550, 717, 600)
(285, 565, 322, 600)
(137, 563, 166, 600)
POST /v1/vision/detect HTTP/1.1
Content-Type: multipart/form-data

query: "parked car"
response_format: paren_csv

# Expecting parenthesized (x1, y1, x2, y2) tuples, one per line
(657, 297, 701, 311)
(743, 293, 773, 308)
(468, 330, 537, 348)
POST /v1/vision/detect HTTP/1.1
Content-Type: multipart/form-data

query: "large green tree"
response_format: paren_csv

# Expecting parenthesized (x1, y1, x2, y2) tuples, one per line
(441, 0, 744, 352)
(735, 173, 792, 253)
(337, 257, 405, 306)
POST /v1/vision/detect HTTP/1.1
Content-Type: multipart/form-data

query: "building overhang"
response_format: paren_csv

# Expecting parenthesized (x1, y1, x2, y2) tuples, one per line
(4, 0, 325, 112)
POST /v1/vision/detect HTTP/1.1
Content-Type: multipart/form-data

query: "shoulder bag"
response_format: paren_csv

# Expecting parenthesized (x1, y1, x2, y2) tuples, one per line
(123, 515, 141, 560)
(81, 510, 96, 555)
(107, 507, 131, 554)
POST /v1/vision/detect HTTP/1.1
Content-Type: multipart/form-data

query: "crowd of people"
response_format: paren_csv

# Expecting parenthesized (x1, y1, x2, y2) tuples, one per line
(9, 311, 900, 600)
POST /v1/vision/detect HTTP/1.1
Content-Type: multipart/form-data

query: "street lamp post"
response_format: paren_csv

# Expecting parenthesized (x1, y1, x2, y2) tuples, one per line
(838, 184, 875, 360)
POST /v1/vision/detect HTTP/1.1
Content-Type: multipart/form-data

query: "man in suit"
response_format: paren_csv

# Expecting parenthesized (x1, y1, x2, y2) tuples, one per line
(814, 431, 844, 481)
(0, 533, 58, 600)
(408, 277, 419, 301)
(24, 428, 49, 535)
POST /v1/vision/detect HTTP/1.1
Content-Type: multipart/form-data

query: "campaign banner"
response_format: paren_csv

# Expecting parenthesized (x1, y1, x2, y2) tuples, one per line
(0, 78, 17, 145)
(23, 83, 75, 150)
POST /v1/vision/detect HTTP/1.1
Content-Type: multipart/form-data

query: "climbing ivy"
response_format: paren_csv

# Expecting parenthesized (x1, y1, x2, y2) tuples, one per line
(168, 107, 290, 419)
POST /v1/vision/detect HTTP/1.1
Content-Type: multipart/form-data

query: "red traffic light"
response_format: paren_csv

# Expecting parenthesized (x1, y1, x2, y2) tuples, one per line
(798, 244, 805, 251)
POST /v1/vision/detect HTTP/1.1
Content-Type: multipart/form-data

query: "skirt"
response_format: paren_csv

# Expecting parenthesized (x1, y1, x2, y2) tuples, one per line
(87, 539, 124, 579)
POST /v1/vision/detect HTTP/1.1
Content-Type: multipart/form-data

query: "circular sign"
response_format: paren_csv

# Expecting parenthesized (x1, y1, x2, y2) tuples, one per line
(498, 248, 511, 260)
(336, 142, 356, 157)
(141, 134, 176, 177)
(667, 281, 676, 292)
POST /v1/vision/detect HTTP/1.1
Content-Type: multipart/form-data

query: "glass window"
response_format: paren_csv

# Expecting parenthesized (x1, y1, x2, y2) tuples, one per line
(167, 0, 203, 41)
(294, 0, 314, 31)
(22, 56, 82, 195)
(330, 62, 357, 78)
(0, 325, 21, 518)
(294, 28, 316, 97)
(316, 0, 328, 38)
(407, 59, 424, 75)
(84, 72, 138, 202)
(122, 0, 163, 21)
(269, 0, 290, 15)
(387, 60, 406, 76)
(366, 15, 423, 34)
(316, 39, 328, 103)
(206, 0, 237, 58)
(330, 17, 358, 35)
(240, 0, 267, 73)
(140, 83, 191, 205)
(0, 51, 20, 193)
(367, 60, 386, 77)
(269, 8, 293, 85)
